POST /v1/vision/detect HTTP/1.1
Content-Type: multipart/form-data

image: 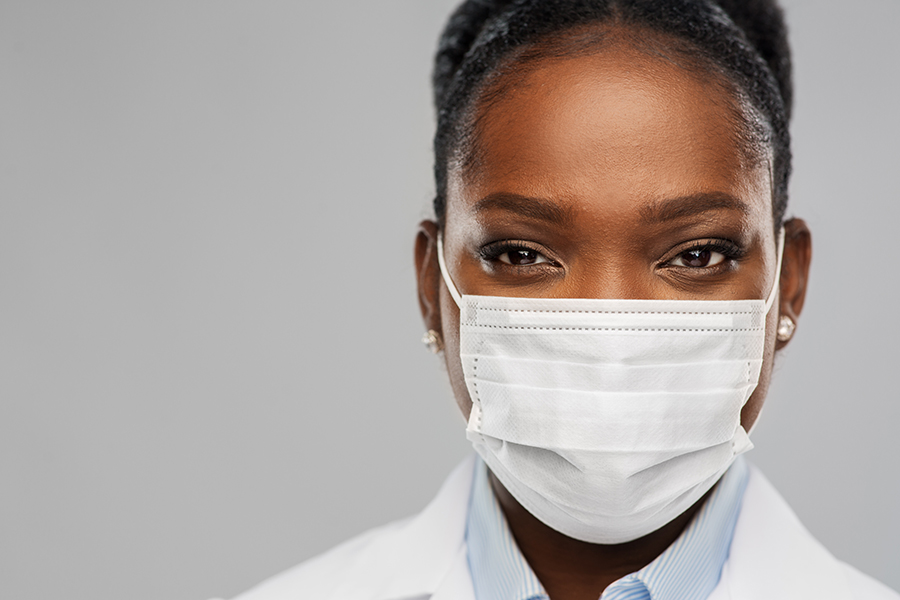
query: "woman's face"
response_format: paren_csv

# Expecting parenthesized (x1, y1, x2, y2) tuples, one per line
(417, 42, 810, 432)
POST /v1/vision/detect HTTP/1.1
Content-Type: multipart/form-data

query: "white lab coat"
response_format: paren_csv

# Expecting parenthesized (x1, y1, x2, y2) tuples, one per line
(229, 455, 898, 600)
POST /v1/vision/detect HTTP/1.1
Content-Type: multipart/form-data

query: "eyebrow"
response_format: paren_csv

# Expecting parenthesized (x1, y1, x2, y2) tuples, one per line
(640, 193, 751, 223)
(473, 193, 575, 226)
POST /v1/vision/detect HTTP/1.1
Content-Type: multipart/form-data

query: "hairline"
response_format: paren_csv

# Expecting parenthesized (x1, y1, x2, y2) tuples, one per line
(441, 22, 776, 227)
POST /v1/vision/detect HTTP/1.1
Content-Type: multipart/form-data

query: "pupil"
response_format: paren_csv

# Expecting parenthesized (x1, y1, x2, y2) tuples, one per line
(683, 249, 711, 267)
(510, 249, 536, 265)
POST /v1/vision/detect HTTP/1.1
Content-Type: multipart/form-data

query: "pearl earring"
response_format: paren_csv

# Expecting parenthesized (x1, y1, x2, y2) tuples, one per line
(776, 315, 795, 342)
(422, 329, 444, 354)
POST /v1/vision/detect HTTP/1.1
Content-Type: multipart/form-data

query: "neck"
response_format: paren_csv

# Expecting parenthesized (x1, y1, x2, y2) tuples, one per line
(489, 471, 711, 600)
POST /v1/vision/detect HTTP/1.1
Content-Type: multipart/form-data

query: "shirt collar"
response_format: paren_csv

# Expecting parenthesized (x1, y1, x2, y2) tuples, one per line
(618, 456, 749, 600)
(466, 458, 548, 600)
(465, 457, 749, 600)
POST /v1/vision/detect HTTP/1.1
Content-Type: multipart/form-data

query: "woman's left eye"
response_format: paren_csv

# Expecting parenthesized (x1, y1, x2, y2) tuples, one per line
(669, 247, 726, 268)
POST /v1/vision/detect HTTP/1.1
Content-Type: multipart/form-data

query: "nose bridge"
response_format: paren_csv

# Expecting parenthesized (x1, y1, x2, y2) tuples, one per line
(565, 252, 652, 301)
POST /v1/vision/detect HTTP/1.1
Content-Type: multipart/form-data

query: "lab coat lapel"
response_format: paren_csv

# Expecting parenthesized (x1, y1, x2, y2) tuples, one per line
(429, 544, 477, 600)
(337, 454, 476, 600)
(707, 465, 852, 600)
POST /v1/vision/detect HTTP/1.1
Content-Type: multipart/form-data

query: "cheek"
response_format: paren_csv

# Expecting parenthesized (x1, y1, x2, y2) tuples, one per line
(440, 285, 473, 422)
(741, 304, 779, 431)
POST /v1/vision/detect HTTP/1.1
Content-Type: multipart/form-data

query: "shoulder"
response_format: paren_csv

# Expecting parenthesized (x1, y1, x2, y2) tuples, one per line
(222, 455, 478, 600)
(718, 464, 899, 599)
(229, 518, 412, 600)
(842, 563, 900, 600)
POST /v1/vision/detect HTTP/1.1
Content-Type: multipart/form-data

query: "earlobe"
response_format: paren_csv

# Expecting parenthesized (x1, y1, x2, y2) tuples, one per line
(415, 220, 443, 334)
(776, 218, 812, 348)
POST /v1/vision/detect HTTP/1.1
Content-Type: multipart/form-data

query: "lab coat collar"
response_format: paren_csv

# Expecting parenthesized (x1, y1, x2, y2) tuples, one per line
(707, 464, 852, 600)
(348, 459, 856, 600)
(337, 454, 476, 600)
(246, 456, 868, 600)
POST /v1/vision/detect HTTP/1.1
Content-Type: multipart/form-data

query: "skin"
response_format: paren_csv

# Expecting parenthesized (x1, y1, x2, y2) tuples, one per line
(415, 37, 812, 600)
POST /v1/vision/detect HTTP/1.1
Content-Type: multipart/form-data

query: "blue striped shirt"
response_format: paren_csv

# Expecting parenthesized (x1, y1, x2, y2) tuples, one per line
(465, 456, 749, 600)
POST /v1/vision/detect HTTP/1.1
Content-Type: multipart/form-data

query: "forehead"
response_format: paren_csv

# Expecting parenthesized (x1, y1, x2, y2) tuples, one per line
(448, 42, 771, 223)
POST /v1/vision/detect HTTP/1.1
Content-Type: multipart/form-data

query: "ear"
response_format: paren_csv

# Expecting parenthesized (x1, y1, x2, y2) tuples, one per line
(776, 218, 812, 349)
(415, 220, 443, 334)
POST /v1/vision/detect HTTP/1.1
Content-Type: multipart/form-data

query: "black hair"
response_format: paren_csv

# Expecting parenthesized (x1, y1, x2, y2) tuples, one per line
(432, 0, 793, 228)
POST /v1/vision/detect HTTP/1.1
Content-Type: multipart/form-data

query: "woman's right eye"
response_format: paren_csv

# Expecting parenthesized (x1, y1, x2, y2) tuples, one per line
(497, 247, 550, 265)
(480, 241, 554, 267)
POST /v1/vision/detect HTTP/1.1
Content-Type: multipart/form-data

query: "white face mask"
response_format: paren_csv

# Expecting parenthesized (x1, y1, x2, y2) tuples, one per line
(437, 231, 784, 544)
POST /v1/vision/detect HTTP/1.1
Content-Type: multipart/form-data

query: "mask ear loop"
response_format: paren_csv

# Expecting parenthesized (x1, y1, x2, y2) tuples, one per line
(436, 232, 463, 308)
(764, 227, 786, 314)
(747, 226, 787, 438)
(437, 232, 486, 437)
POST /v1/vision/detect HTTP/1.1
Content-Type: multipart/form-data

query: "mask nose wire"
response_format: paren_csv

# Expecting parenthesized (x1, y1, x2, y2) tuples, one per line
(436, 232, 463, 308)
(438, 229, 785, 311)
(764, 227, 786, 314)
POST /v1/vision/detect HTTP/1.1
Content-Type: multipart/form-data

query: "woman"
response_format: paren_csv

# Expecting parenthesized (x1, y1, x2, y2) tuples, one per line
(228, 0, 898, 598)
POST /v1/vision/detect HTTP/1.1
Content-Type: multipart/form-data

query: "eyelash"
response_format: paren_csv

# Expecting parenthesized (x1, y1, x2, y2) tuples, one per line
(479, 240, 556, 266)
(667, 239, 745, 267)
(479, 238, 745, 270)
(678, 240, 745, 258)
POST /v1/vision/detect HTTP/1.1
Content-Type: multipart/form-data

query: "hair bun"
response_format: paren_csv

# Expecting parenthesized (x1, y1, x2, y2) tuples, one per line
(433, 0, 517, 111)
(435, 0, 792, 120)
(711, 0, 792, 119)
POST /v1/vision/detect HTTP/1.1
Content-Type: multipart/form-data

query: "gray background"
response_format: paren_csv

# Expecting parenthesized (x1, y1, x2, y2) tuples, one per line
(1, 1, 897, 599)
